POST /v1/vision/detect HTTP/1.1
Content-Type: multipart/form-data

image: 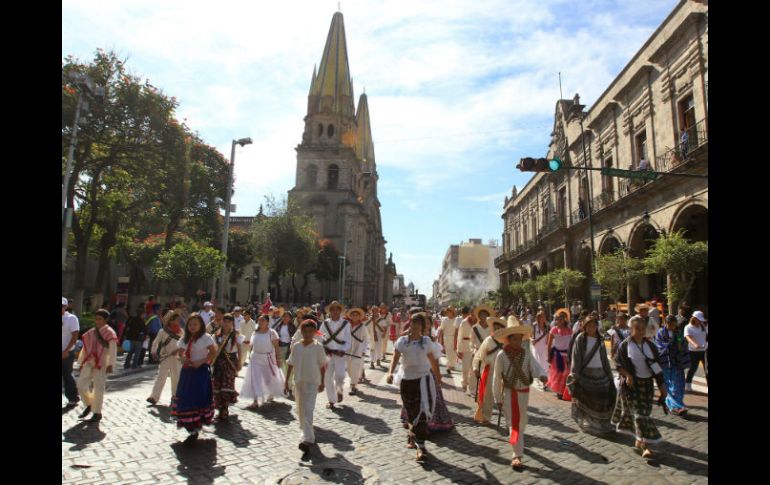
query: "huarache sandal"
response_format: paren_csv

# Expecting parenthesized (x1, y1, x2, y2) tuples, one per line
(416, 449, 427, 461)
(406, 436, 417, 449)
(511, 458, 523, 470)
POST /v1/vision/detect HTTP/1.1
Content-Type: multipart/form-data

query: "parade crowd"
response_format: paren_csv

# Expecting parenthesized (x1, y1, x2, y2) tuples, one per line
(62, 294, 707, 470)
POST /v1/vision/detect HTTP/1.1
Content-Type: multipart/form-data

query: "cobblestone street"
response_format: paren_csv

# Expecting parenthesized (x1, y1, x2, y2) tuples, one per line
(63, 353, 708, 484)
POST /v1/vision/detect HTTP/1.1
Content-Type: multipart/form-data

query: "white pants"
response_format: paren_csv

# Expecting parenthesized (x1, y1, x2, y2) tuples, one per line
(502, 388, 530, 459)
(460, 351, 474, 389)
(77, 363, 107, 414)
(295, 382, 319, 443)
(325, 354, 347, 403)
(347, 356, 363, 386)
(150, 357, 182, 401)
(239, 343, 251, 368)
(379, 335, 389, 358)
(370, 336, 383, 362)
(444, 335, 457, 368)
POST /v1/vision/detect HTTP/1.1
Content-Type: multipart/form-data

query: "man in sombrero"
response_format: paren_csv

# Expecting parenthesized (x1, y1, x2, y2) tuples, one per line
(472, 316, 508, 424)
(345, 307, 370, 394)
(492, 317, 548, 470)
(319, 301, 351, 408)
(468, 305, 496, 395)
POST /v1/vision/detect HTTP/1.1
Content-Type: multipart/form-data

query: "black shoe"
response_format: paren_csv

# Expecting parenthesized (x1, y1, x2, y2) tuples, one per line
(146, 397, 157, 405)
(370, 363, 375, 369)
(184, 432, 199, 444)
(298, 442, 310, 453)
(87, 413, 102, 423)
(79, 406, 92, 419)
(348, 389, 357, 396)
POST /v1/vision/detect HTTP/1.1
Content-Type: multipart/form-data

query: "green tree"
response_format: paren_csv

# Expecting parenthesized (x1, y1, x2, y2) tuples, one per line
(521, 279, 538, 306)
(550, 268, 586, 307)
(153, 241, 226, 298)
(535, 273, 559, 308)
(595, 250, 644, 307)
(643, 230, 708, 314)
(252, 197, 316, 301)
(227, 228, 257, 282)
(509, 282, 524, 302)
(300, 238, 341, 302)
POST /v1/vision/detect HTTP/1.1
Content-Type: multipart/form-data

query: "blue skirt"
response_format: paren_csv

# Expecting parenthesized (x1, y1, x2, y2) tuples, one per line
(171, 364, 214, 431)
(662, 367, 686, 411)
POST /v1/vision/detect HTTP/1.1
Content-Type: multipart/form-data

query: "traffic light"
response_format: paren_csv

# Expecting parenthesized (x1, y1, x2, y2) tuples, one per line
(517, 157, 563, 172)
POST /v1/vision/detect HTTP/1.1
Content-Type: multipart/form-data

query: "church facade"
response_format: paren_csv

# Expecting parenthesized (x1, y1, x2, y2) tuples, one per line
(288, 11, 391, 306)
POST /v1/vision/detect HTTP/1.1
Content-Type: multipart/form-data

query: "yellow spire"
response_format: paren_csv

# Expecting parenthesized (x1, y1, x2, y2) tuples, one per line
(355, 93, 374, 166)
(311, 12, 354, 117)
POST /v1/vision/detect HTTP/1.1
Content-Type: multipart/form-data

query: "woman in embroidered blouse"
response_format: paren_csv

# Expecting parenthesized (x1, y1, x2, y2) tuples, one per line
(386, 313, 442, 462)
(546, 311, 573, 400)
(611, 315, 668, 459)
(241, 314, 285, 409)
(567, 316, 616, 434)
(171, 313, 217, 443)
(531, 311, 550, 386)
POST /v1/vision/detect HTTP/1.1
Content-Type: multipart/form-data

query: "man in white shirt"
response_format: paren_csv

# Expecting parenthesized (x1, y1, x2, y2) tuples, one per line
(232, 306, 244, 332)
(320, 301, 351, 408)
(456, 307, 476, 393)
(635, 304, 658, 339)
(377, 303, 393, 362)
(62, 297, 81, 406)
(648, 300, 661, 329)
(200, 301, 215, 327)
(285, 320, 327, 457)
(472, 317, 507, 424)
(684, 310, 708, 391)
(239, 309, 257, 368)
(469, 306, 496, 398)
(436, 307, 458, 376)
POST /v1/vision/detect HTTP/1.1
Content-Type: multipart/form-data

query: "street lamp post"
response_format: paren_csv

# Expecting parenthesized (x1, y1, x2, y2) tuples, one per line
(578, 115, 599, 312)
(340, 239, 352, 303)
(219, 137, 252, 305)
(62, 72, 104, 269)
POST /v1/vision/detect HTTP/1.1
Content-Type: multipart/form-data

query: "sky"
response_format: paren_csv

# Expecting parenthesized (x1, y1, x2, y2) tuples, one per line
(63, 0, 680, 298)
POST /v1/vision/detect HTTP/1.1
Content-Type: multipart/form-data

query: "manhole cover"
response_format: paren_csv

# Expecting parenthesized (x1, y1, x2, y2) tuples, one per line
(279, 466, 365, 484)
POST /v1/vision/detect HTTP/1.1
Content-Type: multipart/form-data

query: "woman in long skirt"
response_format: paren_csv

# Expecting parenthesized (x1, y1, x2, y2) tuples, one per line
(654, 315, 690, 416)
(567, 316, 616, 434)
(171, 313, 217, 443)
(546, 311, 573, 399)
(241, 314, 285, 409)
(387, 313, 442, 462)
(612, 316, 668, 459)
(211, 314, 243, 420)
(531, 311, 550, 389)
(400, 315, 454, 432)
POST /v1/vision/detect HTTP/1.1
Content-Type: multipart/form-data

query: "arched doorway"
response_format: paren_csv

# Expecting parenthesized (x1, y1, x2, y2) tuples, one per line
(599, 235, 622, 255)
(671, 204, 708, 312)
(629, 223, 665, 304)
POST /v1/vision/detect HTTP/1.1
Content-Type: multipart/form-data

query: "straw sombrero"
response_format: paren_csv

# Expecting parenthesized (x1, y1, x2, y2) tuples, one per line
(325, 300, 345, 313)
(442, 307, 457, 317)
(493, 315, 533, 343)
(270, 306, 285, 318)
(472, 304, 497, 320)
(487, 317, 507, 329)
(346, 307, 366, 319)
(554, 308, 571, 321)
(635, 303, 650, 311)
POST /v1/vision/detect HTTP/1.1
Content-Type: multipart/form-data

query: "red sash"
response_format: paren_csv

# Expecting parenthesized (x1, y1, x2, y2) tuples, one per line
(509, 387, 530, 445)
(478, 364, 491, 406)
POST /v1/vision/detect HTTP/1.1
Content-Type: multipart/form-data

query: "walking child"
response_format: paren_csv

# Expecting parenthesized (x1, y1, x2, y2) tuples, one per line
(147, 311, 184, 406)
(77, 309, 118, 422)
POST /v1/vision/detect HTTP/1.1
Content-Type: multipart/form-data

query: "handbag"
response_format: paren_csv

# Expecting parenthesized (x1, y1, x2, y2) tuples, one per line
(122, 340, 132, 352)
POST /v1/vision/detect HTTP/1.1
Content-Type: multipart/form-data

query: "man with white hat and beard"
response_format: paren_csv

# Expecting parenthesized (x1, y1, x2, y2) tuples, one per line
(472, 316, 508, 424)
(492, 316, 548, 470)
(320, 301, 351, 408)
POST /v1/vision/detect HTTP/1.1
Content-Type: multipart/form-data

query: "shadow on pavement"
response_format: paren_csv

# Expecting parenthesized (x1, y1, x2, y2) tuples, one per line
(681, 413, 708, 423)
(418, 452, 488, 483)
(355, 392, 402, 410)
(526, 448, 611, 484)
(62, 404, 78, 415)
(315, 426, 355, 452)
(652, 417, 687, 430)
(533, 435, 610, 464)
(212, 414, 258, 448)
(246, 400, 296, 425)
(171, 438, 225, 485)
(148, 404, 173, 423)
(528, 414, 580, 434)
(63, 421, 106, 451)
(329, 405, 392, 434)
(429, 417, 510, 467)
(478, 462, 504, 484)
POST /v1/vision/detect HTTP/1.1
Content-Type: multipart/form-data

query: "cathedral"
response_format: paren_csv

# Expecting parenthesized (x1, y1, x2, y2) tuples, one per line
(288, 11, 394, 306)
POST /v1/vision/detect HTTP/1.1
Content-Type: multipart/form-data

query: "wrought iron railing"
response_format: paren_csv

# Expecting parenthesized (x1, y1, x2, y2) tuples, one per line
(655, 117, 708, 173)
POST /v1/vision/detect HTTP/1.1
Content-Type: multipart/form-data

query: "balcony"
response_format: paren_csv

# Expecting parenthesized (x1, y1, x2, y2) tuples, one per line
(656, 117, 708, 173)
(494, 254, 507, 267)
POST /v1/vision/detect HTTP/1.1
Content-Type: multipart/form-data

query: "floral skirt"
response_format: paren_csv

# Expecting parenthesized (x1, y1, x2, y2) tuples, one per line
(400, 373, 454, 432)
(212, 353, 239, 409)
(171, 364, 214, 431)
(611, 377, 662, 443)
(570, 367, 616, 434)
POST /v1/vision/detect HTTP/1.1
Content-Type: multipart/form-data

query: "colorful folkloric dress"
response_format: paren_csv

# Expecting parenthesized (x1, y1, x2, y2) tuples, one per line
(212, 331, 244, 412)
(172, 334, 216, 431)
(546, 326, 573, 397)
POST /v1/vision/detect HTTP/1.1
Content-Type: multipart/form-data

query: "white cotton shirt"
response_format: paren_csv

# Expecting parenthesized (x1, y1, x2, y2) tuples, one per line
(627, 340, 655, 378)
(177, 333, 216, 361)
(394, 336, 433, 380)
(279, 325, 291, 343)
(234, 315, 244, 332)
(200, 310, 214, 326)
(216, 333, 245, 353)
(240, 318, 257, 343)
(584, 336, 604, 369)
(287, 340, 327, 385)
(62, 312, 80, 352)
(684, 323, 708, 351)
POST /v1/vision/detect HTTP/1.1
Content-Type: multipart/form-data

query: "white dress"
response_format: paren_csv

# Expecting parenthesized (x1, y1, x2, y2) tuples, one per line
(240, 329, 285, 402)
(531, 325, 550, 376)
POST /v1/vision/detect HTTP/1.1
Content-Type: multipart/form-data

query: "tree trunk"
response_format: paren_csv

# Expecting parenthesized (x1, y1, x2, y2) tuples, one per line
(667, 273, 674, 315)
(291, 273, 299, 305)
(94, 224, 117, 299)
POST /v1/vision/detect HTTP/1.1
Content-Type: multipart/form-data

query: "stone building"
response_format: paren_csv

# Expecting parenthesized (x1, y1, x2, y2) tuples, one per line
(288, 11, 389, 306)
(438, 239, 502, 307)
(495, 0, 708, 312)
